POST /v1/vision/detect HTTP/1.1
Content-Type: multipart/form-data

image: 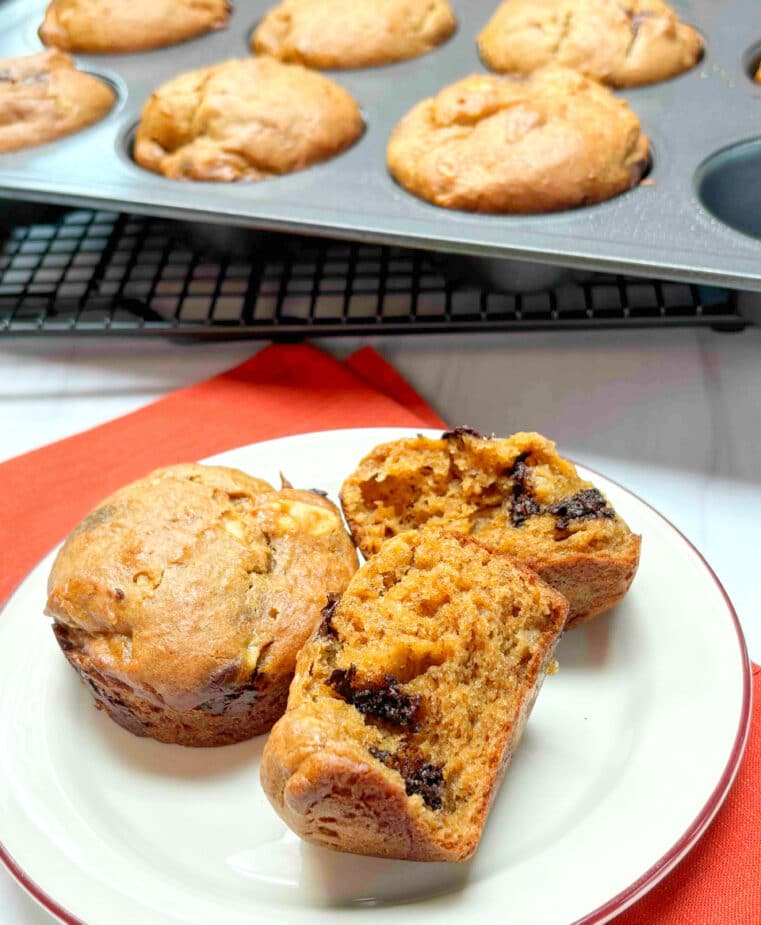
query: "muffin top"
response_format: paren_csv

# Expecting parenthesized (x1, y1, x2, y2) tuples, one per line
(46, 464, 358, 711)
(134, 57, 364, 182)
(0, 49, 115, 153)
(387, 68, 649, 213)
(39, 0, 231, 54)
(252, 0, 456, 69)
(478, 0, 702, 88)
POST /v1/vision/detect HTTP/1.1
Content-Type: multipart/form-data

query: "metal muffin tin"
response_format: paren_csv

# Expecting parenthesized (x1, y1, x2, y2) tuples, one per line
(1, 0, 761, 290)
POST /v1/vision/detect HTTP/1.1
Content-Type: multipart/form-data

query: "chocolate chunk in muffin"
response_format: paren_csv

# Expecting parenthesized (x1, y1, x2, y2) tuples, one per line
(252, 0, 456, 69)
(0, 49, 114, 153)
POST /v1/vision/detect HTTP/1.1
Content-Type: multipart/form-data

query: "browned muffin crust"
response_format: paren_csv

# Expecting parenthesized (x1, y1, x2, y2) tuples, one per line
(340, 430, 641, 628)
(252, 0, 457, 69)
(39, 0, 231, 54)
(47, 464, 358, 746)
(261, 528, 568, 861)
(134, 57, 364, 182)
(478, 0, 702, 88)
(386, 68, 649, 214)
(0, 49, 115, 154)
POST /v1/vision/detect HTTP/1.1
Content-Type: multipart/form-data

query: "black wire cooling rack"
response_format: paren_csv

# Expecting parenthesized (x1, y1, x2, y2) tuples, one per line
(0, 208, 750, 339)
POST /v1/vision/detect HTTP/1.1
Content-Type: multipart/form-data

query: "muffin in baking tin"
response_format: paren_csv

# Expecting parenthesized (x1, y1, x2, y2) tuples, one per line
(478, 0, 703, 88)
(262, 527, 568, 861)
(387, 68, 649, 214)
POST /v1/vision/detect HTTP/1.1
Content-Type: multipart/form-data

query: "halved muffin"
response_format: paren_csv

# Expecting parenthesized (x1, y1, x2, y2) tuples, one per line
(47, 464, 358, 746)
(341, 429, 641, 628)
(261, 528, 568, 861)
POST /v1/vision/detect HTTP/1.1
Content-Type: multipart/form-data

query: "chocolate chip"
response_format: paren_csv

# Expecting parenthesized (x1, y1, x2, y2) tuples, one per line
(404, 761, 445, 810)
(113, 587, 125, 601)
(369, 746, 445, 810)
(328, 666, 422, 729)
(508, 452, 542, 526)
(511, 492, 542, 525)
(309, 488, 329, 497)
(547, 488, 615, 531)
(196, 660, 261, 714)
(318, 593, 340, 639)
(441, 426, 486, 440)
(197, 675, 259, 715)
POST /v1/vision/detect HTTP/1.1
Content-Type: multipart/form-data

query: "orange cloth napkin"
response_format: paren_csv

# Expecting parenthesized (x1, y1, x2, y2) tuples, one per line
(0, 343, 757, 924)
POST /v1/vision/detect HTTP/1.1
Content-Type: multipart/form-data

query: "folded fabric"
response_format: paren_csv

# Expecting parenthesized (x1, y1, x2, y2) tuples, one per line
(0, 343, 444, 603)
(0, 343, 756, 925)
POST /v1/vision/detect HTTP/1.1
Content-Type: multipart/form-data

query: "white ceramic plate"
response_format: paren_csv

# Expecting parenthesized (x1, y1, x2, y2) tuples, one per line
(0, 428, 751, 925)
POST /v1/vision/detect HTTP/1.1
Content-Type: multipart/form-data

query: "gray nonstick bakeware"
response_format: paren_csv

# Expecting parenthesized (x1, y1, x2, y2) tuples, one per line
(1, 0, 761, 291)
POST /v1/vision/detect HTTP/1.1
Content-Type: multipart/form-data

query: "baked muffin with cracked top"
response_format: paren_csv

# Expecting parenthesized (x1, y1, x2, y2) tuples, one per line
(386, 68, 649, 213)
(478, 0, 702, 88)
(134, 57, 364, 182)
(340, 429, 641, 628)
(252, 0, 456, 70)
(261, 528, 568, 861)
(0, 49, 115, 154)
(39, 0, 231, 54)
(47, 464, 358, 747)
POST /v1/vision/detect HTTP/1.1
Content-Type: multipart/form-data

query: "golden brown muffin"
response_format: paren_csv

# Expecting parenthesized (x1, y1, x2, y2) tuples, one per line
(39, 0, 231, 54)
(46, 464, 358, 747)
(0, 50, 114, 154)
(261, 528, 568, 861)
(756, 62, 761, 83)
(341, 429, 641, 628)
(252, 0, 456, 69)
(134, 57, 364, 182)
(386, 68, 649, 214)
(478, 0, 702, 88)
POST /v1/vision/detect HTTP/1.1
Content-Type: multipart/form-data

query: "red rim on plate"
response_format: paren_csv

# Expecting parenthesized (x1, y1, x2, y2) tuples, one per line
(0, 469, 752, 925)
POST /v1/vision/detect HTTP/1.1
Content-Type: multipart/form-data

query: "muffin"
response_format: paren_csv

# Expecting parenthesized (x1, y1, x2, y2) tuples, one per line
(46, 464, 358, 746)
(39, 0, 231, 54)
(0, 50, 115, 154)
(478, 0, 703, 88)
(386, 68, 649, 213)
(134, 57, 364, 182)
(261, 528, 568, 861)
(340, 429, 641, 628)
(252, 0, 456, 69)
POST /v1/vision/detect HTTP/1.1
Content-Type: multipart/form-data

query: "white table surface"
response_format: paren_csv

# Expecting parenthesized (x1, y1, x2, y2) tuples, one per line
(1, 327, 759, 924)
